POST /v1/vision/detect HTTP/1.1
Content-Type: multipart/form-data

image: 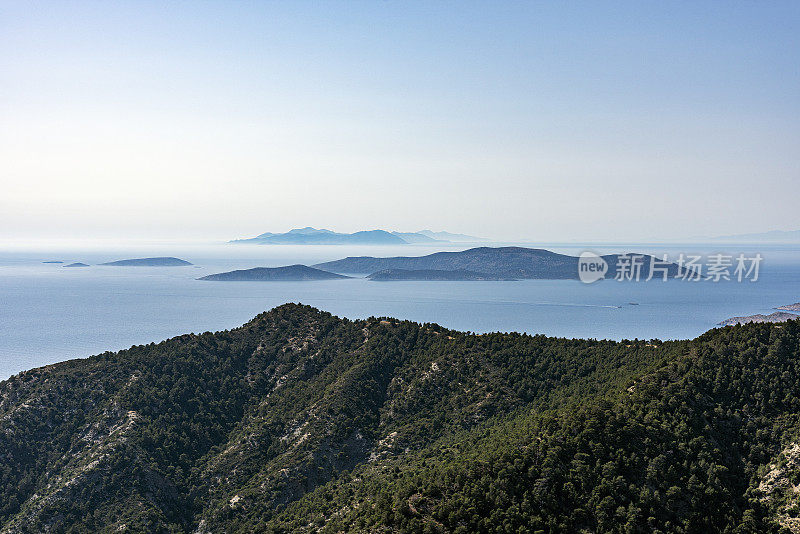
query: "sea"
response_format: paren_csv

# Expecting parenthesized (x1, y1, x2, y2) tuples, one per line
(1, 240, 799, 380)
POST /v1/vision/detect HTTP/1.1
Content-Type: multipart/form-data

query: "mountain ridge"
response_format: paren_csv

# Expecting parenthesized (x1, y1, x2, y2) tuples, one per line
(1, 305, 799, 532)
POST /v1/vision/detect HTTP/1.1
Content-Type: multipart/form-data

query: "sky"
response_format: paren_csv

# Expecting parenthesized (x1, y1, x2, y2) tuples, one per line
(1, 1, 799, 243)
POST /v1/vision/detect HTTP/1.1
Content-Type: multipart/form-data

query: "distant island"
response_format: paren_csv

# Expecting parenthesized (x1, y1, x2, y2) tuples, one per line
(389, 232, 441, 244)
(315, 246, 685, 280)
(776, 303, 800, 312)
(417, 229, 485, 242)
(718, 312, 800, 326)
(100, 257, 192, 266)
(230, 227, 485, 245)
(709, 229, 800, 243)
(63, 262, 89, 268)
(199, 265, 351, 281)
(41, 261, 63, 263)
(368, 268, 510, 281)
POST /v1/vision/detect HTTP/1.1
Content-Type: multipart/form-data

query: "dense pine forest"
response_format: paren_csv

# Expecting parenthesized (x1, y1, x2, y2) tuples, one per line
(1, 304, 799, 533)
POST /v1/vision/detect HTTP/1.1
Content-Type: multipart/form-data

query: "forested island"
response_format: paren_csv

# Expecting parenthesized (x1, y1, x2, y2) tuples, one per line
(100, 257, 192, 266)
(201, 264, 514, 282)
(315, 246, 685, 280)
(1, 304, 800, 532)
(367, 268, 510, 281)
(199, 265, 350, 281)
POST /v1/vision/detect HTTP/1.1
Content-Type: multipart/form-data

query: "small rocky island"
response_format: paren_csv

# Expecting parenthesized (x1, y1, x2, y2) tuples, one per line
(718, 312, 800, 326)
(100, 257, 192, 266)
(776, 303, 800, 312)
(63, 262, 89, 268)
(199, 265, 350, 281)
(367, 269, 511, 281)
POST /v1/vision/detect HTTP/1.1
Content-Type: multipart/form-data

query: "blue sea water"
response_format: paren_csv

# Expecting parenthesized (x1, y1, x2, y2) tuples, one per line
(1, 241, 799, 380)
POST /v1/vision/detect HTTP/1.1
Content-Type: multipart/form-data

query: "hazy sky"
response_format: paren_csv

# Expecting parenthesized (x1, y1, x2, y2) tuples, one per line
(1, 1, 798, 242)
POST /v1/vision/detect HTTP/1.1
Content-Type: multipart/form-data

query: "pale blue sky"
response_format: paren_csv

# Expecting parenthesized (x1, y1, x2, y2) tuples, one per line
(1, 1, 798, 241)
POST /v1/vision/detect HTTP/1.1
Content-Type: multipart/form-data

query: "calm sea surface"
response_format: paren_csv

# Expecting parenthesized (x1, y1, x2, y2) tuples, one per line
(1, 241, 799, 380)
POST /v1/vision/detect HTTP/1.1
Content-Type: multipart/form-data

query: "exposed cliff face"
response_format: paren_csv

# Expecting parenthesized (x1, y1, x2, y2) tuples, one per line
(1, 304, 799, 532)
(759, 442, 800, 533)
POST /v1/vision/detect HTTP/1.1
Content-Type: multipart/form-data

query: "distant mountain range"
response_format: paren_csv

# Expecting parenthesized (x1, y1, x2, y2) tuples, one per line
(314, 246, 685, 280)
(230, 227, 486, 245)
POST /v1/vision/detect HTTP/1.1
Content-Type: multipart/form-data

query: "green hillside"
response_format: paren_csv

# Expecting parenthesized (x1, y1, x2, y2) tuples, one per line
(1, 304, 799, 533)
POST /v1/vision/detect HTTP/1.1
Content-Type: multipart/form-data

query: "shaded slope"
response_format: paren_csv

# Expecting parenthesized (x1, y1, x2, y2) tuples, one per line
(269, 321, 800, 533)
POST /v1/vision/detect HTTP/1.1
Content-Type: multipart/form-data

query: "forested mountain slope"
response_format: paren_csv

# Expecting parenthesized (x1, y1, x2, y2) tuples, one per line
(1, 304, 799, 533)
